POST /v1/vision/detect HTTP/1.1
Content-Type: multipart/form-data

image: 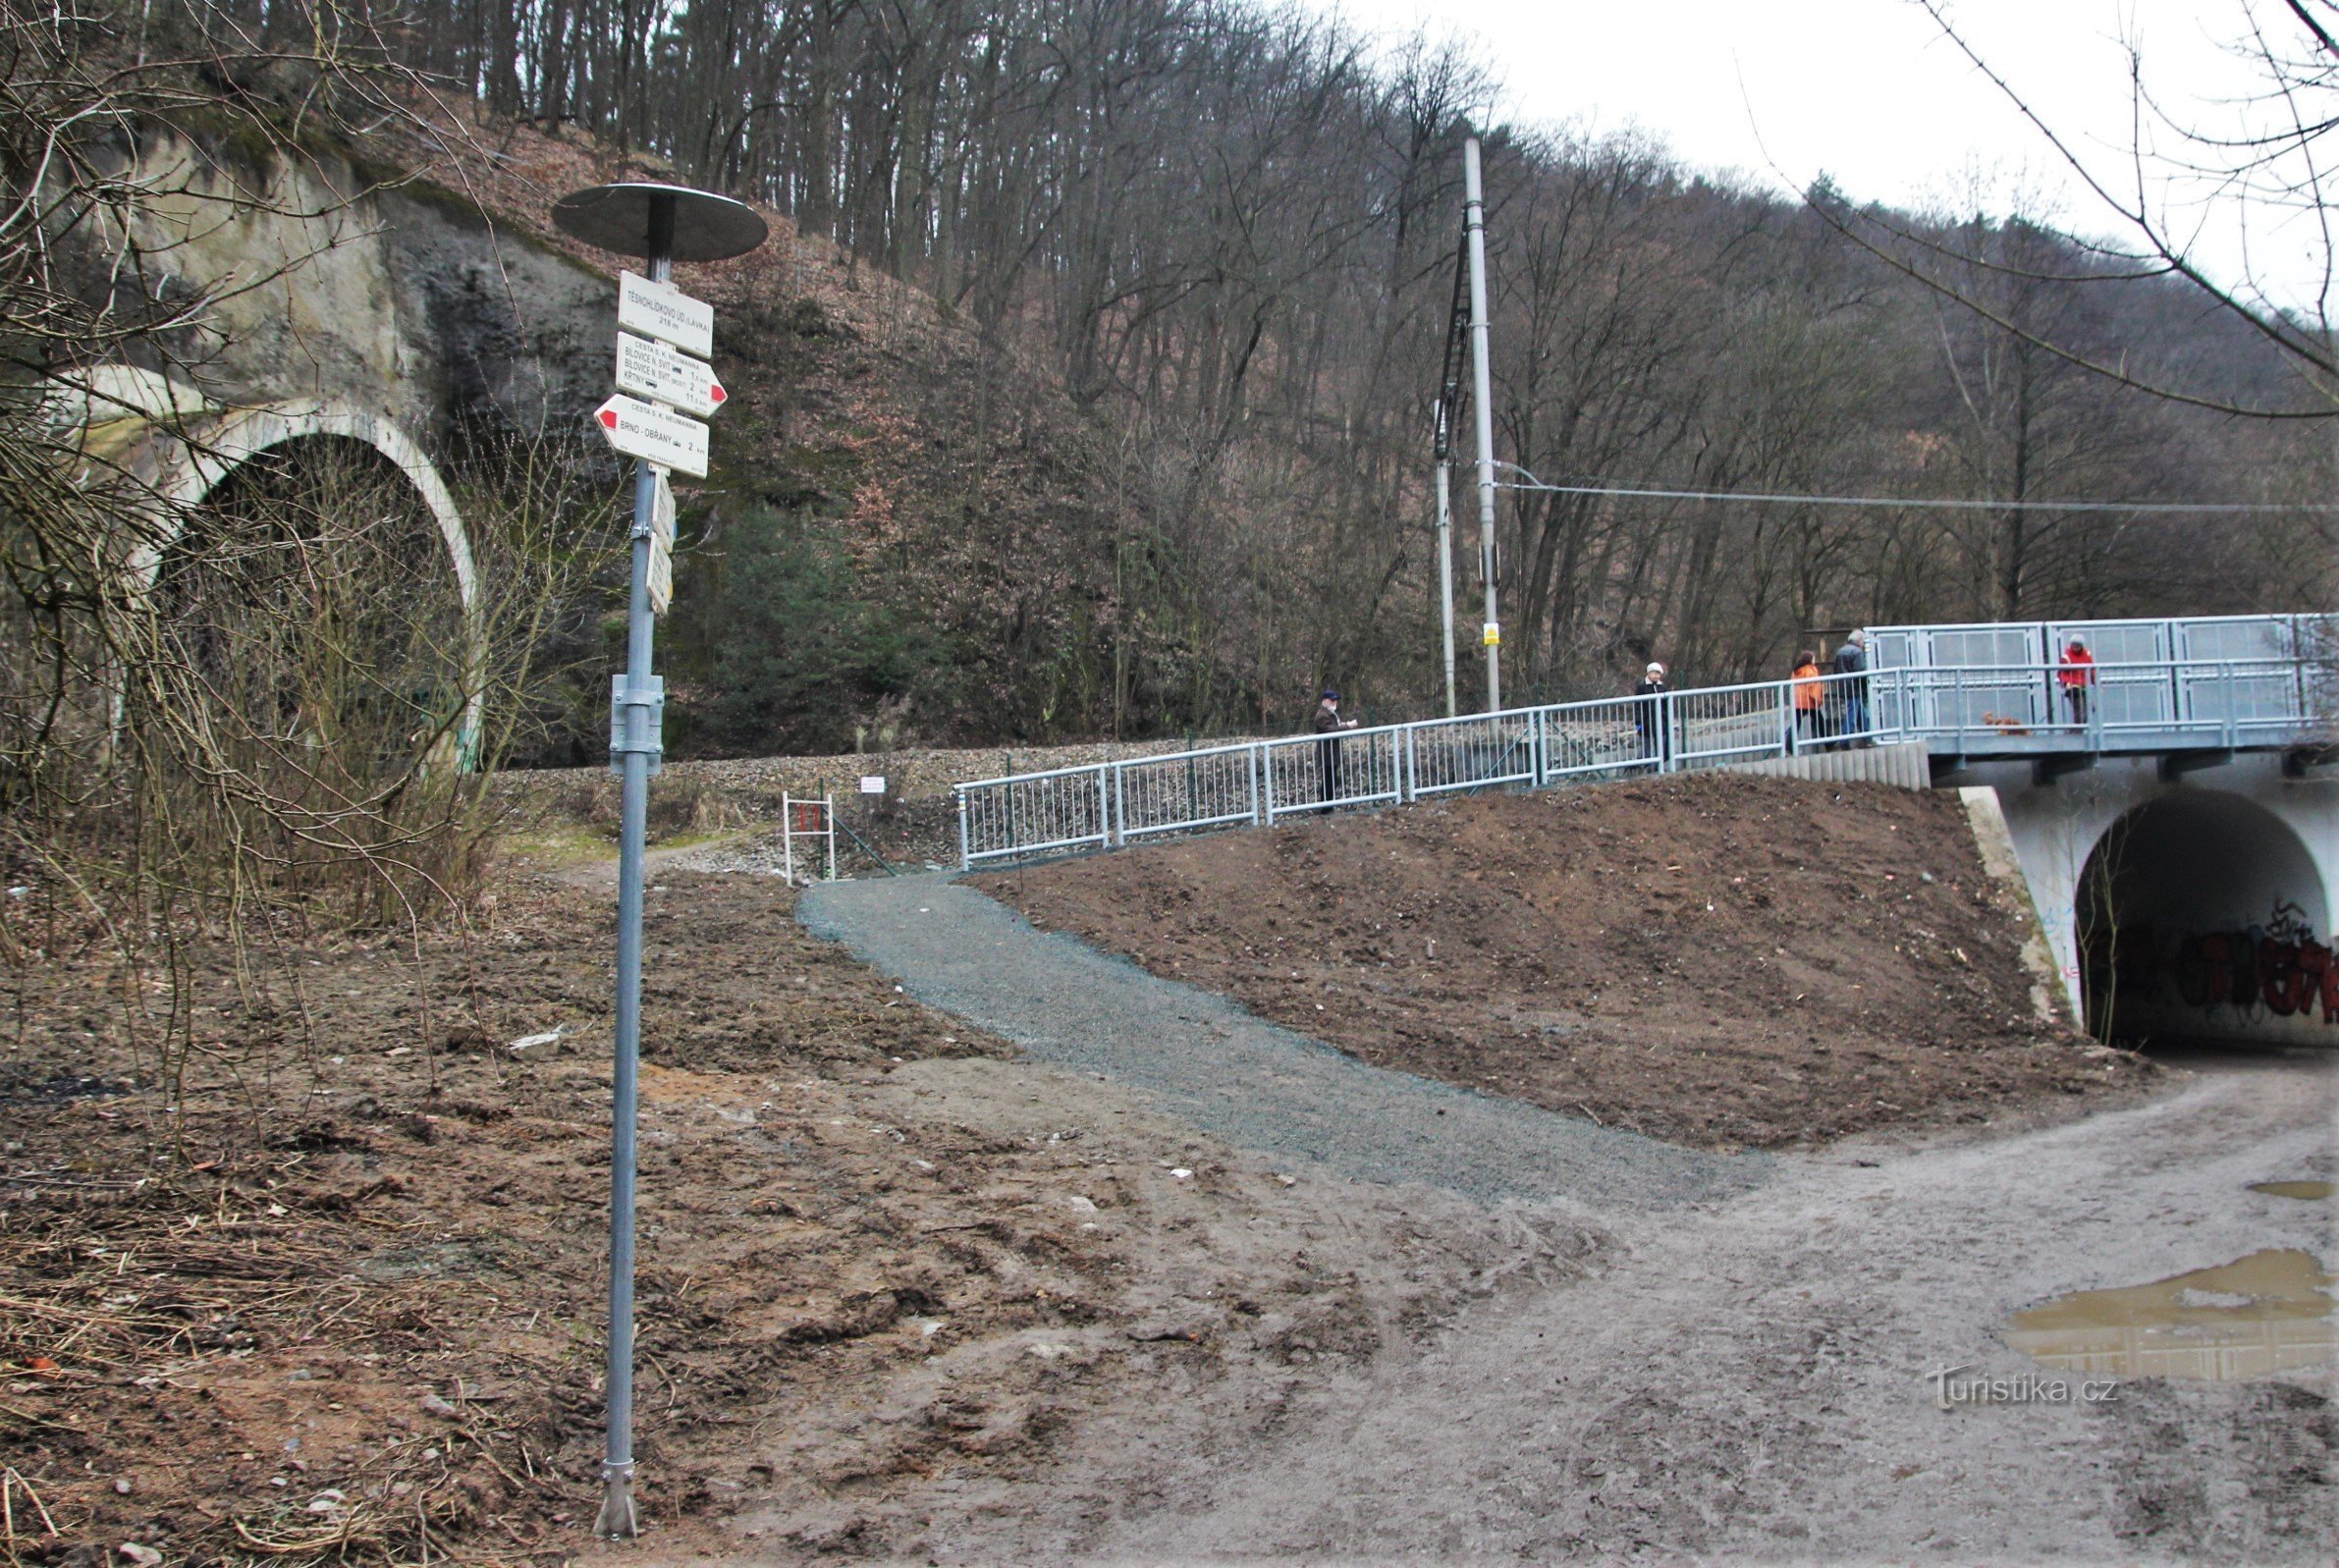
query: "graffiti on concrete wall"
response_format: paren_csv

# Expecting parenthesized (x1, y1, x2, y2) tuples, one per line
(2158, 902, 2338, 1024)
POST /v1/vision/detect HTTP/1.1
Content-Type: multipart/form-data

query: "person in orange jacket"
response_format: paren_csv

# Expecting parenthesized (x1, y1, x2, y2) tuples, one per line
(1791, 650, 1825, 750)
(2058, 637, 2096, 728)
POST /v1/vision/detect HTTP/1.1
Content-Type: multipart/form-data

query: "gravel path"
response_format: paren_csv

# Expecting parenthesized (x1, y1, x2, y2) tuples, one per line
(798, 872, 1767, 1208)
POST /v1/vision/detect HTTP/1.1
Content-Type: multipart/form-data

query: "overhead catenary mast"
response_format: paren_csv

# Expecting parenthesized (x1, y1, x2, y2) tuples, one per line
(1463, 133, 1501, 712)
(1430, 170, 1479, 721)
(1433, 406, 1458, 718)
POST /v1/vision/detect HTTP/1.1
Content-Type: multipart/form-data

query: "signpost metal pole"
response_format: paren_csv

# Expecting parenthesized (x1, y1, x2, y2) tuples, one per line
(552, 179, 765, 1543)
(599, 190, 671, 1543)
(1464, 134, 1503, 713)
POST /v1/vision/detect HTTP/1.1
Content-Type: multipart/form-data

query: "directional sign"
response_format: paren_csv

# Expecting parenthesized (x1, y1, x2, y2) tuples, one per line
(645, 538, 674, 616)
(646, 470, 677, 616)
(650, 468, 677, 546)
(618, 271, 714, 359)
(616, 331, 726, 419)
(594, 393, 708, 477)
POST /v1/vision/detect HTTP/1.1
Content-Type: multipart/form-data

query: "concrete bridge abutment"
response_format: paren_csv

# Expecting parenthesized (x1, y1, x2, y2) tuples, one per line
(1951, 752, 2337, 1049)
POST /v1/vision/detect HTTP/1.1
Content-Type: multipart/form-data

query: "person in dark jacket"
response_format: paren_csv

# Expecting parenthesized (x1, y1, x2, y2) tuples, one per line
(1832, 629, 1871, 746)
(1633, 661, 1669, 764)
(1311, 689, 1359, 802)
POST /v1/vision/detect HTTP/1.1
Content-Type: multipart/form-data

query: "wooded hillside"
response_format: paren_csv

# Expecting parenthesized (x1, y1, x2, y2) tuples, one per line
(140, 4, 2339, 754)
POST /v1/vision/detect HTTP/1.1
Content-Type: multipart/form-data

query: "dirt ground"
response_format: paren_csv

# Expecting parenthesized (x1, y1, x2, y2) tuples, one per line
(838, 1049, 2333, 1565)
(0, 868, 1589, 1565)
(2, 803, 2327, 1566)
(977, 773, 2161, 1150)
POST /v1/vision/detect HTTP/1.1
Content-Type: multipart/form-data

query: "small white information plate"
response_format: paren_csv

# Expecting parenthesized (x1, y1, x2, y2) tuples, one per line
(618, 271, 715, 359)
(616, 331, 726, 418)
(594, 393, 708, 477)
(650, 469, 677, 545)
(858, 776, 887, 794)
(646, 470, 677, 616)
(646, 538, 674, 617)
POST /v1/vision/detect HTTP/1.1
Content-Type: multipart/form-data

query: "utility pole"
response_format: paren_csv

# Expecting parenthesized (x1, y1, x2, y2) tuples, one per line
(1434, 402, 1458, 718)
(550, 181, 765, 1541)
(1464, 134, 1502, 713)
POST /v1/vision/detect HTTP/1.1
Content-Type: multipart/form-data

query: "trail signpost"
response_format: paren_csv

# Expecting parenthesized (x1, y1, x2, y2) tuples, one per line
(616, 331, 728, 418)
(552, 180, 766, 1541)
(617, 268, 716, 357)
(646, 470, 677, 617)
(592, 391, 711, 476)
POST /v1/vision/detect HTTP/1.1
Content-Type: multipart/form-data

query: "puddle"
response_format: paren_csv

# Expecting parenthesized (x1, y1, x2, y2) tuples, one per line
(2250, 1179, 2336, 1201)
(2003, 1249, 2336, 1380)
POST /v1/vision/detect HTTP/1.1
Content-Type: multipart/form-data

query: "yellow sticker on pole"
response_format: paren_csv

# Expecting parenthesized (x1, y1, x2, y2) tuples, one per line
(1482, 622, 1501, 647)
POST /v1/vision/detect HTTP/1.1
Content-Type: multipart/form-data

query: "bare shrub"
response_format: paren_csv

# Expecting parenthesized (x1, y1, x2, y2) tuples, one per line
(0, 1, 618, 1121)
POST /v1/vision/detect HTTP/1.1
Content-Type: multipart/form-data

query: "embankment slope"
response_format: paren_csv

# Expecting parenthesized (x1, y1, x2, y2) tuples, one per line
(977, 773, 2159, 1149)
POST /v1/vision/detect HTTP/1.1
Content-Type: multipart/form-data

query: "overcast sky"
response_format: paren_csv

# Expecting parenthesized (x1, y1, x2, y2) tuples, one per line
(1289, 0, 2325, 310)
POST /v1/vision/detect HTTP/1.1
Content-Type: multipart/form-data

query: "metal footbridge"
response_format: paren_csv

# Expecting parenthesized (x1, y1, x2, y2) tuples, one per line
(952, 615, 2334, 869)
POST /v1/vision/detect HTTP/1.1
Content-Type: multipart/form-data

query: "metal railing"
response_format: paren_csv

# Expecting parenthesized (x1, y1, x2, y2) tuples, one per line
(954, 656, 2326, 867)
(1890, 657, 2314, 748)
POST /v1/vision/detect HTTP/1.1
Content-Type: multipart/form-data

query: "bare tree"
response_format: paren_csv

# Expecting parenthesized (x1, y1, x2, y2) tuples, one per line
(1817, 0, 2339, 419)
(0, 2, 620, 1130)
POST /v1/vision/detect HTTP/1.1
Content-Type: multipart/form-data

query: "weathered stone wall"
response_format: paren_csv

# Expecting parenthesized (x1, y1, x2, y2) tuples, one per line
(115, 131, 610, 454)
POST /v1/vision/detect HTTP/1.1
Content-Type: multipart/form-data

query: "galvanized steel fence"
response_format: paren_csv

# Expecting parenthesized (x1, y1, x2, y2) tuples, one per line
(955, 654, 2326, 868)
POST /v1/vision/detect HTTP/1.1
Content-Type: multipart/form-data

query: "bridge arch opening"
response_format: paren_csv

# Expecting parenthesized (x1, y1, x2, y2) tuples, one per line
(2077, 791, 2332, 1049)
(134, 395, 485, 768)
(154, 429, 480, 777)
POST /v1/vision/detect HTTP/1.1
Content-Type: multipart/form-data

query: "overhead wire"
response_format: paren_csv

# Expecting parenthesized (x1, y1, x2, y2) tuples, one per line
(1490, 463, 2339, 514)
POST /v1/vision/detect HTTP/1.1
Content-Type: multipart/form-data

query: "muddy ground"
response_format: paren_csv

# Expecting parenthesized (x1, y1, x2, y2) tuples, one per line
(0, 871, 1586, 1564)
(977, 773, 2160, 1149)
(837, 1049, 2333, 1565)
(1, 774, 2324, 1566)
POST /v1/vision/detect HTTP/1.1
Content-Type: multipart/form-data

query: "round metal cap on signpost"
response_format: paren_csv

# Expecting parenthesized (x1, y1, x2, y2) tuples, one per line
(553, 181, 763, 1542)
(552, 182, 769, 266)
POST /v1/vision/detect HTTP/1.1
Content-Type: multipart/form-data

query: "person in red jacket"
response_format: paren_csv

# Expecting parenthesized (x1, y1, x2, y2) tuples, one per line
(2058, 637, 2096, 728)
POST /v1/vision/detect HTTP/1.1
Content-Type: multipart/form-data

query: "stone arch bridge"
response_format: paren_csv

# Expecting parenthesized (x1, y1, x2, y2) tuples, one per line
(47, 365, 489, 764)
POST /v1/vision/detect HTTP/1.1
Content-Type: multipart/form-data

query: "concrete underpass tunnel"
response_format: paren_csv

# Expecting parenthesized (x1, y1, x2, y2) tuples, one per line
(2077, 790, 2332, 1049)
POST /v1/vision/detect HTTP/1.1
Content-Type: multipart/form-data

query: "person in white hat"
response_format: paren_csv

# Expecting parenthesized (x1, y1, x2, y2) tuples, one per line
(1634, 661, 1669, 763)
